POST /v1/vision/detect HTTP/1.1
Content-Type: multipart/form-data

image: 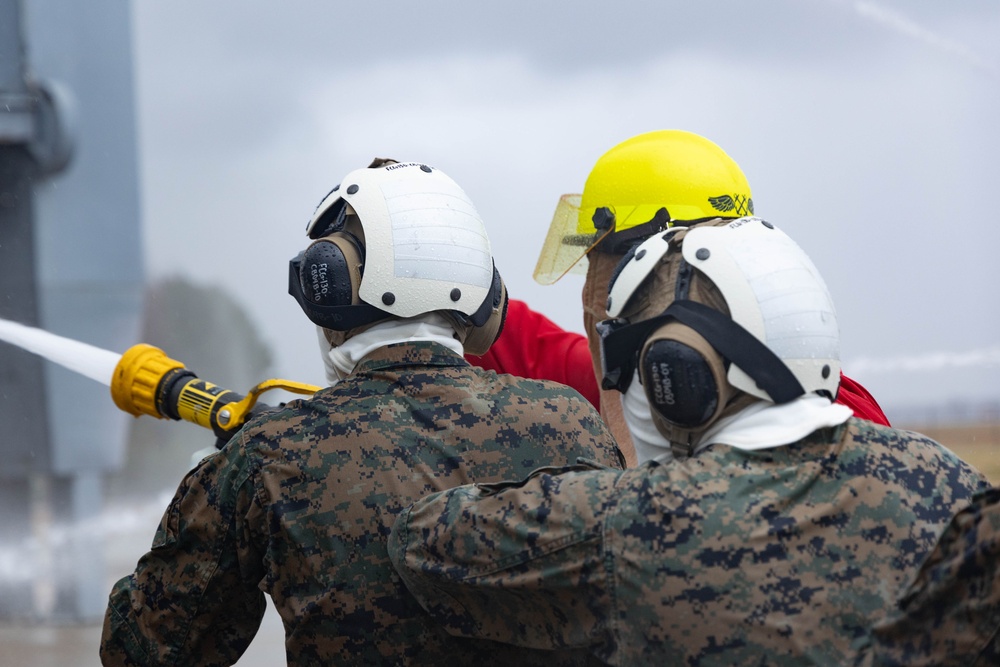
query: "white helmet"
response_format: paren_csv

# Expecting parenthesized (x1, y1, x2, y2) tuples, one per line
(599, 217, 840, 446)
(289, 159, 507, 354)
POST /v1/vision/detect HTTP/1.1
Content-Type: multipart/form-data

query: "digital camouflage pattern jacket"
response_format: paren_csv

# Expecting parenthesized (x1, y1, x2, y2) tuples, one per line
(101, 341, 624, 666)
(389, 418, 989, 666)
(858, 486, 1000, 666)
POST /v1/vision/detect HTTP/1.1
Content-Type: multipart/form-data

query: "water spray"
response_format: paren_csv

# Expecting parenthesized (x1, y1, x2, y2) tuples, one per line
(0, 317, 321, 445)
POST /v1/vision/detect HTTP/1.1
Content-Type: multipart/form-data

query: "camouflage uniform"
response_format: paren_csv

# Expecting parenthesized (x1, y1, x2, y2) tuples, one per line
(389, 418, 989, 666)
(101, 341, 624, 666)
(859, 486, 1000, 666)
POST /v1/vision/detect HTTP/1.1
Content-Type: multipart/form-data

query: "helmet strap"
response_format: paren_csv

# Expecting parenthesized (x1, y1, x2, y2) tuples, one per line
(595, 208, 672, 254)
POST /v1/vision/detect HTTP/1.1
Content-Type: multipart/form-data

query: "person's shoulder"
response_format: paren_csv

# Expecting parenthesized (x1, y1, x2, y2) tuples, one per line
(488, 372, 591, 401)
(842, 417, 989, 482)
(488, 374, 606, 420)
(845, 417, 940, 447)
(842, 417, 949, 454)
(236, 390, 352, 446)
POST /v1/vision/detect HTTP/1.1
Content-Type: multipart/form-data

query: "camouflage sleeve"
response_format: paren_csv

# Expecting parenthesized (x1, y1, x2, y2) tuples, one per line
(388, 464, 621, 652)
(863, 487, 1000, 667)
(100, 441, 267, 666)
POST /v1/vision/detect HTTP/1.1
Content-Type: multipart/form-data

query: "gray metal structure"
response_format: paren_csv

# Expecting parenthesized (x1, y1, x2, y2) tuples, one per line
(0, 0, 143, 621)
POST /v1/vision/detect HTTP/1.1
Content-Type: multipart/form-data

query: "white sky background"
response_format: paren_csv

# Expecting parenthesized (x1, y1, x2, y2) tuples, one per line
(131, 0, 1000, 419)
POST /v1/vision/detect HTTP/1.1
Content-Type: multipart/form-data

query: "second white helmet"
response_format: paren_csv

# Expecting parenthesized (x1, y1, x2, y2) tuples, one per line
(598, 217, 840, 448)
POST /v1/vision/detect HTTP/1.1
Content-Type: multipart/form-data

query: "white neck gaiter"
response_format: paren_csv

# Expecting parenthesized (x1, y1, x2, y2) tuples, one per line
(621, 372, 676, 464)
(316, 313, 464, 385)
(695, 395, 851, 455)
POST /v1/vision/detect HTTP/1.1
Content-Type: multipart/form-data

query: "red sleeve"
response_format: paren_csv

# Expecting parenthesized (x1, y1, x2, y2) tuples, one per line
(837, 372, 890, 426)
(465, 299, 601, 409)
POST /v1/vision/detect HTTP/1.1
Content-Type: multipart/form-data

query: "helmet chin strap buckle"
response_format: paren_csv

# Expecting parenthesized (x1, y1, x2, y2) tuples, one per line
(669, 438, 696, 460)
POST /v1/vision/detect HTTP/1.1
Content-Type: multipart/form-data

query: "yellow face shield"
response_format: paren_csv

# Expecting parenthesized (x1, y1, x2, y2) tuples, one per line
(533, 194, 615, 285)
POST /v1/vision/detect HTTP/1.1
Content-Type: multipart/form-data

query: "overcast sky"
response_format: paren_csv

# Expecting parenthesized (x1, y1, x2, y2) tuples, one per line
(129, 0, 1000, 418)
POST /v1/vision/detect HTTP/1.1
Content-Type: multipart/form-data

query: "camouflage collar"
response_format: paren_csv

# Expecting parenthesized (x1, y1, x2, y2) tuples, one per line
(351, 340, 467, 375)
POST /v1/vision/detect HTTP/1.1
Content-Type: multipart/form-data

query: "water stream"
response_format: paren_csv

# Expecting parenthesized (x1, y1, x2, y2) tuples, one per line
(0, 317, 151, 620)
(0, 489, 173, 585)
(0, 317, 121, 386)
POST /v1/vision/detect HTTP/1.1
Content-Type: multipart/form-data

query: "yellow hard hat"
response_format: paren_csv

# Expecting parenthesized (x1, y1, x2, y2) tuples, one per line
(533, 130, 754, 285)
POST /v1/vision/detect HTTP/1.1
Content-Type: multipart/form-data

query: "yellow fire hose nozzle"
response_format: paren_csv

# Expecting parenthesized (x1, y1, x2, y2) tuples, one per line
(111, 343, 320, 441)
(111, 343, 184, 419)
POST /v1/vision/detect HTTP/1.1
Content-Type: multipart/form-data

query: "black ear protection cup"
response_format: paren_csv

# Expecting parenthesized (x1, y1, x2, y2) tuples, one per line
(288, 232, 387, 331)
(456, 266, 509, 356)
(639, 321, 729, 428)
(302, 233, 363, 307)
(600, 300, 806, 422)
(291, 236, 510, 346)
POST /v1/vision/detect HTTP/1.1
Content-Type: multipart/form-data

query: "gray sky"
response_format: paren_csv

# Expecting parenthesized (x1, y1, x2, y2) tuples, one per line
(131, 0, 1000, 418)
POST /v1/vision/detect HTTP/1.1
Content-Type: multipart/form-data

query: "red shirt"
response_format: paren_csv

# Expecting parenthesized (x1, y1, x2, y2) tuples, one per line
(467, 299, 890, 427)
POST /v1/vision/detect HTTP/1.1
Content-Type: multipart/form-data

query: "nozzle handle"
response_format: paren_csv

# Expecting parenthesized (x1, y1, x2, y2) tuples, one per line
(213, 378, 322, 439)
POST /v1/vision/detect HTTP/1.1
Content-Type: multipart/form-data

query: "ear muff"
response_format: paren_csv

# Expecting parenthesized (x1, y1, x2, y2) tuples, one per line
(601, 299, 806, 410)
(302, 233, 363, 307)
(288, 232, 387, 331)
(639, 320, 731, 428)
(458, 267, 508, 356)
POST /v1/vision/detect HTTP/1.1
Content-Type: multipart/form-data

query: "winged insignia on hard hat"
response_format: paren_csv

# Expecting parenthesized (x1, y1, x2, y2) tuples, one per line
(709, 194, 736, 212)
(708, 194, 754, 216)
